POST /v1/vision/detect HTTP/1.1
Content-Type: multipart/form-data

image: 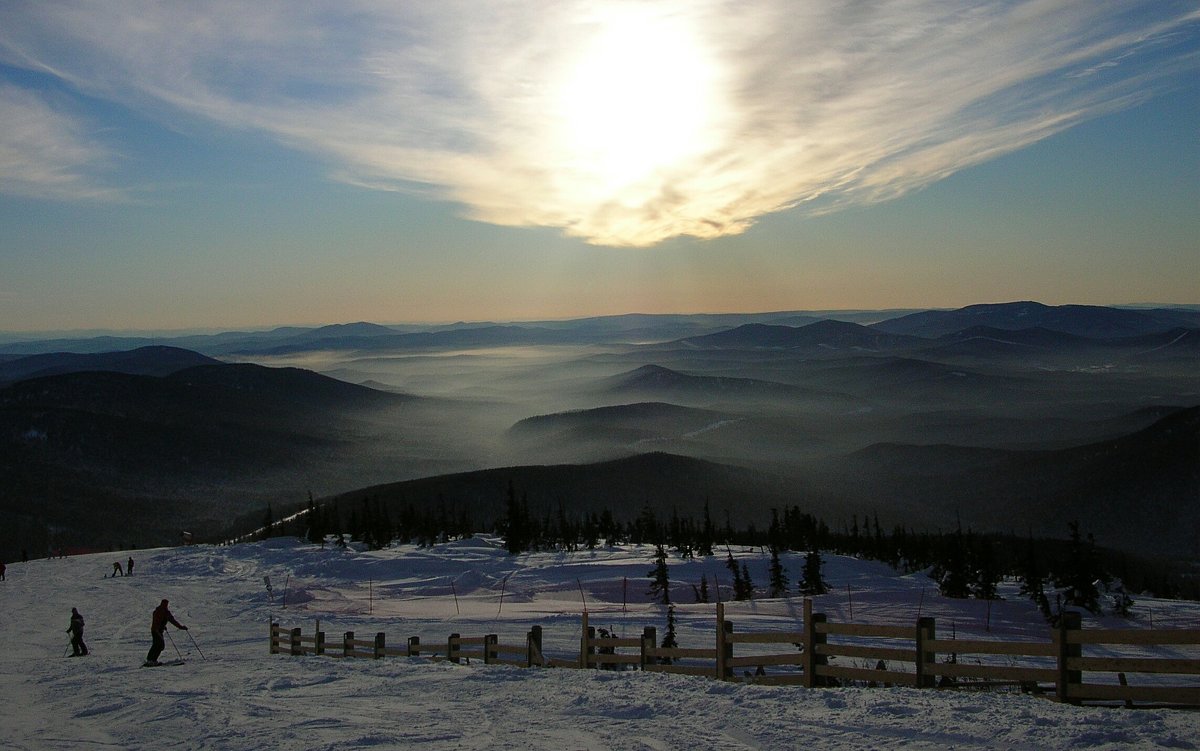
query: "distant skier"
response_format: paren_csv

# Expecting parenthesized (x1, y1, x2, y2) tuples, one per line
(67, 608, 88, 656)
(127, 557, 134, 576)
(112, 561, 124, 578)
(144, 599, 187, 666)
(1, 561, 6, 581)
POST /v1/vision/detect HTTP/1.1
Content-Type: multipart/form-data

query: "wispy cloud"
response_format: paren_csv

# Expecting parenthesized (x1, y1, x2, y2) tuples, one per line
(1, 1, 1196, 244)
(0, 83, 123, 201)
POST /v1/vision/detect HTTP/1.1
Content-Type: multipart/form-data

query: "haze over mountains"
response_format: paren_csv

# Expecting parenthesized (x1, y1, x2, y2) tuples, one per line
(1, 301, 1196, 560)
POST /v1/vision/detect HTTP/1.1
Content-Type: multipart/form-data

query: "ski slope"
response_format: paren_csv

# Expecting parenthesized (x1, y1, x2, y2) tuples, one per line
(2, 537, 1197, 750)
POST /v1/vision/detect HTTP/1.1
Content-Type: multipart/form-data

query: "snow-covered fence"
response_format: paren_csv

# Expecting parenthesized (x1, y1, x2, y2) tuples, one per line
(270, 605, 1200, 708)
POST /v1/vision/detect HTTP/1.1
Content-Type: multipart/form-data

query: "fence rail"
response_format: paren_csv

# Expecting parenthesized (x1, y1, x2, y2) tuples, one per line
(269, 601, 1200, 708)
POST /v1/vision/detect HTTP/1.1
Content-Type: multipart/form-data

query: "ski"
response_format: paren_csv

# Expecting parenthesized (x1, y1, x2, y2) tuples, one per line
(140, 659, 185, 668)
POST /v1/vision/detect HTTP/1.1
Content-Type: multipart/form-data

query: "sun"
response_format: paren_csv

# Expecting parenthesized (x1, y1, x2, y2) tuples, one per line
(549, 7, 722, 202)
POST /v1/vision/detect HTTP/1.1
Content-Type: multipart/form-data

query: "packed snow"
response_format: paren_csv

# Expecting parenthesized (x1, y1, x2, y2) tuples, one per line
(2, 537, 1198, 750)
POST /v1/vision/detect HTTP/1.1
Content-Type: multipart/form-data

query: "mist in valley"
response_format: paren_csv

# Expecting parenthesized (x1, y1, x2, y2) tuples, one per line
(2, 304, 1196, 558)
(230, 309, 1198, 556)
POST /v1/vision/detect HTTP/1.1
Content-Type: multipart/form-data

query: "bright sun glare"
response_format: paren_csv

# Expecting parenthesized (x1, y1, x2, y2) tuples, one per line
(551, 7, 720, 203)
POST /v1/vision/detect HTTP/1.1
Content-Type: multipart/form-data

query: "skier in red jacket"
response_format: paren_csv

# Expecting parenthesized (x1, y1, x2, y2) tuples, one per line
(144, 599, 187, 666)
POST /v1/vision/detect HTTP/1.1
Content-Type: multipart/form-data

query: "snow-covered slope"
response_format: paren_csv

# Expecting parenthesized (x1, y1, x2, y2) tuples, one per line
(2, 538, 1197, 750)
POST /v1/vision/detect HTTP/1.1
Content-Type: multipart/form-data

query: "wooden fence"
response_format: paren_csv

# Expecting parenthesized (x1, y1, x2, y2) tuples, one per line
(270, 602, 1200, 708)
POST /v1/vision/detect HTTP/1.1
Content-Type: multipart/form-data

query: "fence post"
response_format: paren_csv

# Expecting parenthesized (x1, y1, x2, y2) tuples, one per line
(803, 599, 827, 688)
(915, 617, 935, 688)
(315, 630, 325, 656)
(527, 626, 543, 668)
(717, 607, 734, 681)
(484, 634, 497, 665)
(290, 627, 302, 656)
(580, 612, 592, 668)
(344, 631, 354, 659)
(374, 632, 386, 659)
(408, 635, 420, 657)
(448, 633, 460, 664)
(1056, 611, 1082, 704)
(269, 621, 278, 654)
(641, 626, 657, 669)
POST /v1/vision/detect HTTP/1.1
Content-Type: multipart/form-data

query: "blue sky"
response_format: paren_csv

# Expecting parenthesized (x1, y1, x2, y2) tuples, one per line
(1, 1, 1197, 332)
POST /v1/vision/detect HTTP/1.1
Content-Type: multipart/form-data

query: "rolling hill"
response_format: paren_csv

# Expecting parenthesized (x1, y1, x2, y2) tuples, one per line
(325, 452, 797, 531)
(0, 345, 220, 383)
(0, 362, 416, 557)
(813, 405, 1200, 556)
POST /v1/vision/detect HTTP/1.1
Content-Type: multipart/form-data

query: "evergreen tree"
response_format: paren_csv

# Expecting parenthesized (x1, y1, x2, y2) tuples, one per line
(647, 544, 671, 605)
(599, 508, 617, 547)
(798, 550, 828, 595)
(692, 574, 710, 603)
(582, 513, 600, 550)
(1017, 534, 1051, 621)
(767, 509, 784, 553)
(739, 561, 754, 601)
(635, 502, 659, 545)
(724, 550, 742, 600)
(935, 523, 972, 598)
(660, 604, 679, 664)
(768, 546, 789, 598)
(697, 499, 715, 557)
(971, 537, 1000, 600)
(501, 481, 529, 555)
(1054, 521, 1104, 614)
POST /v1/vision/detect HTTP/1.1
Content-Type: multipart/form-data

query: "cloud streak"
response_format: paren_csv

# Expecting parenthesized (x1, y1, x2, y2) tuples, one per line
(0, 83, 122, 201)
(1, 1, 1197, 244)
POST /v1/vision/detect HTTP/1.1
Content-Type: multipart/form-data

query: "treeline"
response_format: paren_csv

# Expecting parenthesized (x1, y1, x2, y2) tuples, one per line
(246, 481, 1199, 616)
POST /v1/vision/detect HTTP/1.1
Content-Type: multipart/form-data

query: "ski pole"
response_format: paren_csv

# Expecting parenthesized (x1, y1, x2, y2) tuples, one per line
(166, 629, 184, 661)
(186, 629, 207, 661)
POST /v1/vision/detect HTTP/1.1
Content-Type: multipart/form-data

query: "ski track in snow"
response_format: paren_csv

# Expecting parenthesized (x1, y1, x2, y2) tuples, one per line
(2, 538, 1198, 750)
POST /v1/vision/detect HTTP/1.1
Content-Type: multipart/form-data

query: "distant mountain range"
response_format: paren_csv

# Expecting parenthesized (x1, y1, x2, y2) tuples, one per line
(679, 319, 925, 351)
(871, 301, 1200, 339)
(3, 301, 1197, 357)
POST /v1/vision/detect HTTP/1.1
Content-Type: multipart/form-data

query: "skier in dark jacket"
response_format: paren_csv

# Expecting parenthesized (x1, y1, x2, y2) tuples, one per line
(144, 599, 187, 666)
(67, 608, 88, 656)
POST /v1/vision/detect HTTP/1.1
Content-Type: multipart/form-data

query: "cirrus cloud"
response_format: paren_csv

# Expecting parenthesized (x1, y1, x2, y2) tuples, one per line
(1, 1, 1197, 245)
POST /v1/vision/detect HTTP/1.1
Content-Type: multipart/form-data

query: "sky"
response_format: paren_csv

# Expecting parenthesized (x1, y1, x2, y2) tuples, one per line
(1, 1, 1198, 333)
